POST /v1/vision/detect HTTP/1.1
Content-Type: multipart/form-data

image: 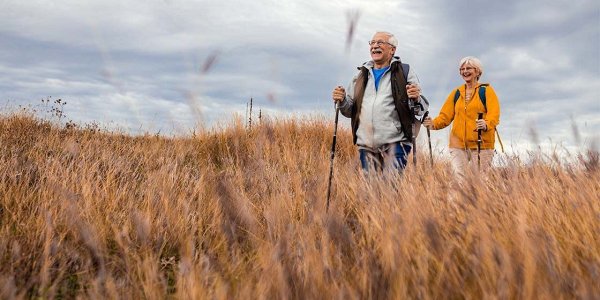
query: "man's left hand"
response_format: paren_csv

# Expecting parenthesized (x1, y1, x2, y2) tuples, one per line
(406, 83, 421, 100)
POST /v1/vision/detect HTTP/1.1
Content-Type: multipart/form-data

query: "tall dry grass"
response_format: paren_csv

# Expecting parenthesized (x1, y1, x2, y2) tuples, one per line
(0, 112, 598, 299)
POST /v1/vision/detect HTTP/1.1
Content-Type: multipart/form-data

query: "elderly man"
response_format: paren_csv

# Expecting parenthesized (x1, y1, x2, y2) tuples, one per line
(332, 31, 428, 173)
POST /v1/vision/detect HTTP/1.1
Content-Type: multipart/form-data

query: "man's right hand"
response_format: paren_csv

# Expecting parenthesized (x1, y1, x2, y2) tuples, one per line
(332, 86, 345, 103)
(423, 116, 433, 129)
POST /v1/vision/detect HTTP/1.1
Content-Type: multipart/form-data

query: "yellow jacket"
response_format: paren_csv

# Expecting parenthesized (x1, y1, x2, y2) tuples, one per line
(431, 83, 500, 150)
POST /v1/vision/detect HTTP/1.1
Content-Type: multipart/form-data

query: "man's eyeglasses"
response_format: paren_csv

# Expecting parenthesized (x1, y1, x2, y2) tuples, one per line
(369, 40, 394, 47)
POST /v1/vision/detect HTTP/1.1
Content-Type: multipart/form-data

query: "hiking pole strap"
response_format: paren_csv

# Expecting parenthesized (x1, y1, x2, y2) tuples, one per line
(495, 129, 505, 153)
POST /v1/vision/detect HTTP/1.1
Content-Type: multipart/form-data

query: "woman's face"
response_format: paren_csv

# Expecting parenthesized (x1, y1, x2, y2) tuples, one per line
(460, 63, 479, 82)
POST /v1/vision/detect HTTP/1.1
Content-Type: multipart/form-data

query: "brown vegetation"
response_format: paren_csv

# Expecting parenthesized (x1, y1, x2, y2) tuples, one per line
(0, 112, 598, 299)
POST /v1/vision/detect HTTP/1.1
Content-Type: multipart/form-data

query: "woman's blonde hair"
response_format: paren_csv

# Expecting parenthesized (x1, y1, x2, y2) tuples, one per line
(459, 56, 483, 80)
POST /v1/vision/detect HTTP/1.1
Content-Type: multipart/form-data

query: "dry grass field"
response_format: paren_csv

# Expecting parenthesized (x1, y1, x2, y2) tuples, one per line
(0, 111, 598, 299)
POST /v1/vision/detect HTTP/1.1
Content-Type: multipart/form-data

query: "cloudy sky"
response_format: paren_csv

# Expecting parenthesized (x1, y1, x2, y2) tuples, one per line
(1, 0, 598, 155)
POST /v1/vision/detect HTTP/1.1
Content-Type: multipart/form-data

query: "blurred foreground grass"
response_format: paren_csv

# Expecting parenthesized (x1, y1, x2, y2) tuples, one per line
(0, 112, 598, 299)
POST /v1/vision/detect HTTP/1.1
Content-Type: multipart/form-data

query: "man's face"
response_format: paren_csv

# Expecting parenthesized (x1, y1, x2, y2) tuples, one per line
(369, 33, 395, 66)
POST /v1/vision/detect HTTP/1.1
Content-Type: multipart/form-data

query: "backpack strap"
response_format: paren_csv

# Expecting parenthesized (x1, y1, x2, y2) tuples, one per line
(401, 63, 409, 82)
(453, 84, 490, 112)
(478, 85, 503, 152)
(453, 89, 461, 105)
(478, 84, 489, 111)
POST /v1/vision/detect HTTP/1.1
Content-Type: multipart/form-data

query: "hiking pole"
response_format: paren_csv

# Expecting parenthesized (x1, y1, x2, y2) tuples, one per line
(411, 105, 418, 167)
(477, 112, 483, 170)
(423, 111, 433, 167)
(326, 107, 340, 212)
(408, 82, 418, 167)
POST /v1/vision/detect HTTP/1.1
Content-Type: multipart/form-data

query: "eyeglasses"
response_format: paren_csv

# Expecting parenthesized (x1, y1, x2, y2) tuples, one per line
(368, 40, 394, 47)
(460, 67, 475, 72)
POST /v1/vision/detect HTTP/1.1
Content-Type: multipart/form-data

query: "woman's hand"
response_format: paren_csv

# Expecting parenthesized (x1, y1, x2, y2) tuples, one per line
(475, 119, 487, 131)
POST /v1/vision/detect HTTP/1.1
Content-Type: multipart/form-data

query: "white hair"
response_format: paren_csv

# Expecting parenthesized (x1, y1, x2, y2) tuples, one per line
(374, 31, 398, 47)
(459, 56, 484, 79)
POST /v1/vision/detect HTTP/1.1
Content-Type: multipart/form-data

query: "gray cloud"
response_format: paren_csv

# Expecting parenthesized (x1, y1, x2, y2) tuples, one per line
(0, 0, 598, 155)
(404, 0, 599, 153)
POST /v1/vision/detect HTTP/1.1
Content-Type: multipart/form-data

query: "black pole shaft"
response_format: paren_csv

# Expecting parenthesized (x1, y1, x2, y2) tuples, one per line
(412, 105, 418, 166)
(477, 112, 483, 170)
(427, 128, 432, 167)
(326, 107, 340, 212)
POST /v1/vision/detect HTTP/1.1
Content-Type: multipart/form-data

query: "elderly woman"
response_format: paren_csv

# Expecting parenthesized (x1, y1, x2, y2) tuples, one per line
(423, 56, 500, 173)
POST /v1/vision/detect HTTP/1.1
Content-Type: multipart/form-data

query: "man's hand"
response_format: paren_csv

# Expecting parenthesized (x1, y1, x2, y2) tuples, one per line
(423, 116, 433, 129)
(332, 86, 346, 103)
(406, 83, 421, 101)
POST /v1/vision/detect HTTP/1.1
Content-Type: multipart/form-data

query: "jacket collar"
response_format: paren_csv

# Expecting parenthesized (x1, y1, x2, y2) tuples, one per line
(459, 82, 489, 92)
(361, 56, 402, 69)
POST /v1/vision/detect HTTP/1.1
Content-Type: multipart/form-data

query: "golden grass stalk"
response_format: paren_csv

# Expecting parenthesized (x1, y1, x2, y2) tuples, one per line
(0, 112, 598, 299)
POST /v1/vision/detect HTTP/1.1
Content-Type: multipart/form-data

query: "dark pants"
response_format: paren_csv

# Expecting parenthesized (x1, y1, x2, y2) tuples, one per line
(359, 142, 412, 173)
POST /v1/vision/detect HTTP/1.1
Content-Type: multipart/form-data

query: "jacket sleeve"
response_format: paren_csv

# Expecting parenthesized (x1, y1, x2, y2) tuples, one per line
(484, 86, 500, 131)
(336, 73, 360, 118)
(407, 68, 428, 116)
(432, 90, 456, 130)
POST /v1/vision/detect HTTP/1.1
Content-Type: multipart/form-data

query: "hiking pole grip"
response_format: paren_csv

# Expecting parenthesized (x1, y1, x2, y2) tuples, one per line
(477, 112, 483, 170)
(326, 107, 340, 212)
